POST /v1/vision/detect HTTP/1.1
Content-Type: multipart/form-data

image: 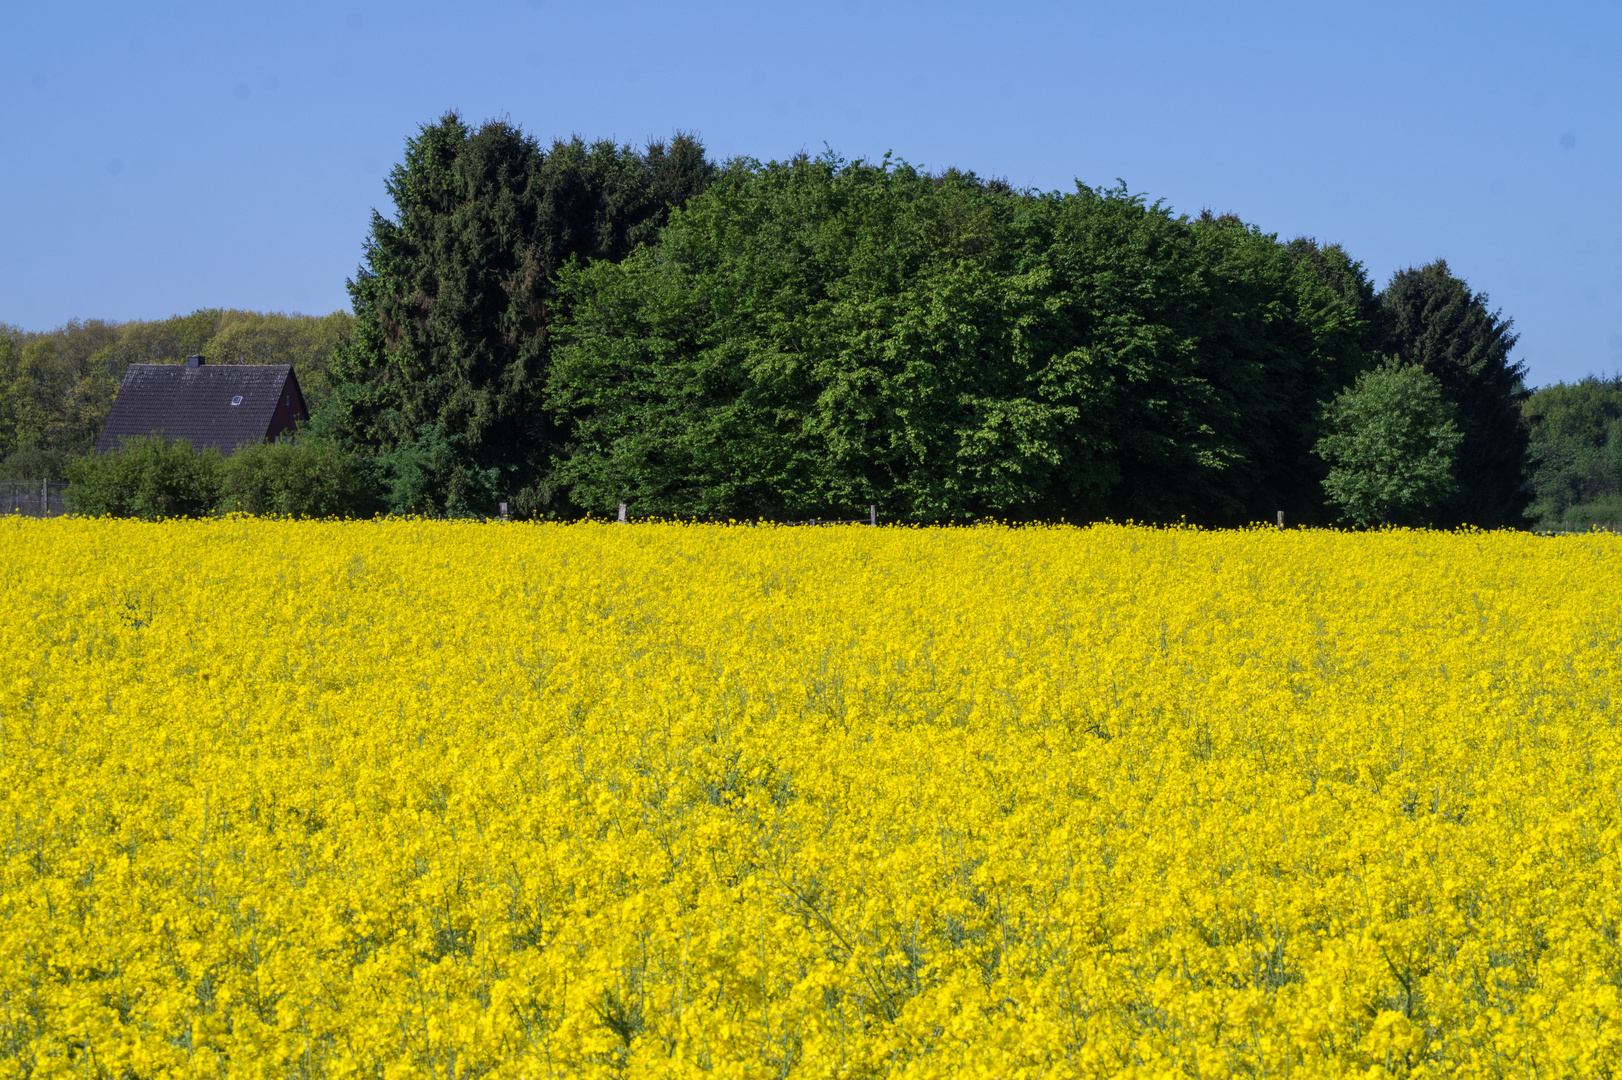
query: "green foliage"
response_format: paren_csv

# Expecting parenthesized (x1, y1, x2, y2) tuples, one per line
(0, 319, 123, 461)
(217, 438, 381, 518)
(64, 435, 224, 520)
(1285, 236, 1384, 356)
(1316, 360, 1463, 526)
(323, 112, 715, 518)
(1521, 375, 1622, 529)
(66, 434, 387, 520)
(551, 157, 1059, 520)
(358, 425, 511, 518)
(0, 444, 72, 481)
(116, 308, 222, 362)
(0, 329, 16, 461)
(549, 156, 1371, 523)
(1379, 261, 1529, 527)
(1181, 226, 1372, 521)
(19, 118, 1538, 529)
(1556, 493, 1622, 532)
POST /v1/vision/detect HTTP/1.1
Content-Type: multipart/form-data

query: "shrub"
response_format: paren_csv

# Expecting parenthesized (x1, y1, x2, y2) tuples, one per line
(1557, 493, 1622, 532)
(64, 435, 223, 519)
(217, 437, 381, 518)
(0, 444, 73, 481)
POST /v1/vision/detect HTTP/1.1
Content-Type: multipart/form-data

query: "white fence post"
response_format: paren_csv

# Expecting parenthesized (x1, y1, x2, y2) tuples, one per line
(618, 502, 627, 523)
(870, 504, 876, 527)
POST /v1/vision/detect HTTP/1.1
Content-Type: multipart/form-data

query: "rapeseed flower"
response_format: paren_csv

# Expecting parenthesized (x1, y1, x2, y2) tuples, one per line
(0, 518, 1618, 1077)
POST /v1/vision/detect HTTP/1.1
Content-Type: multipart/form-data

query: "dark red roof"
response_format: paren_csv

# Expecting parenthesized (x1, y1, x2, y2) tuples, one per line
(96, 364, 306, 454)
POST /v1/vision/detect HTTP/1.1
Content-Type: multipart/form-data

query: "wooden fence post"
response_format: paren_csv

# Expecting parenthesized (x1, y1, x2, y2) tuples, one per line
(618, 502, 627, 523)
(870, 504, 876, 527)
(1277, 510, 1284, 530)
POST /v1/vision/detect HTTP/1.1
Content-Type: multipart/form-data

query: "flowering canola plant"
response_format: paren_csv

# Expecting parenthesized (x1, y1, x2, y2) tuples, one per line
(1, 517, 1620, 1078)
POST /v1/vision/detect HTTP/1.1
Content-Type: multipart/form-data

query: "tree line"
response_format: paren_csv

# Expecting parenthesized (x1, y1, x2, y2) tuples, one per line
(1523, 375, 1622, 530)
(6, 111, 1619, 528)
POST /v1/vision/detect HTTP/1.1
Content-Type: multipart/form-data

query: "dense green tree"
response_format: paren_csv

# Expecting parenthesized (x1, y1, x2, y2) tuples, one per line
(552, 156, 1073, 521)
(549, 157, 1372, 523)
(1286, 237, 1384, 355)
(1522, 375, 1622, 529)
(1, 319, 124, 459)
(323, 112, 714, 516)
(0, 328, 17, 461)
(0, 445, 72, 481)
(1177, 224, 1370, 522)
(1379, 261, 1529, 527)
(1316, 359, 1462, 526)
(114, 309, 222, 365)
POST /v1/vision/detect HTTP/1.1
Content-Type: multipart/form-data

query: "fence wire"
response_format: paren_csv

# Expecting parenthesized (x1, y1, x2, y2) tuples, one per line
(1, 481, 69, 518)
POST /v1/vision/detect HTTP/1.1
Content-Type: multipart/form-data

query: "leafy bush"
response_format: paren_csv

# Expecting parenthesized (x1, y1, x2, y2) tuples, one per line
(1555, 493, 1622, 532)
(67, 435, 386, 520)
(362, 425, 507, 518)
(64, 435, 223, 519)
(218, 437, 381, 518)
(0, 444, 73, 480)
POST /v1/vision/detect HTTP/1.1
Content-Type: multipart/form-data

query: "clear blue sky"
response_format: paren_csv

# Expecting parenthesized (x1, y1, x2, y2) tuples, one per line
(5, 0, 1617, 386)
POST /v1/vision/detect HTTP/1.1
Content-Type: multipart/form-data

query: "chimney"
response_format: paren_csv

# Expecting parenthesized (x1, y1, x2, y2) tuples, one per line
(187, 355, 205, 368)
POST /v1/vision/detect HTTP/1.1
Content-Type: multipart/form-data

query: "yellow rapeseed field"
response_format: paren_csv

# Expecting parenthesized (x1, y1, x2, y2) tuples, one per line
(2, 517, 1620, 1078)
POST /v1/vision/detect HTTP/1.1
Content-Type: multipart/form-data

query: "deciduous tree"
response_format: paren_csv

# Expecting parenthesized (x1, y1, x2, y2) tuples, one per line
(550, 157, 1374, 523)
(1522, 375, 1622, 529)
(1317, 359, 1462, 526)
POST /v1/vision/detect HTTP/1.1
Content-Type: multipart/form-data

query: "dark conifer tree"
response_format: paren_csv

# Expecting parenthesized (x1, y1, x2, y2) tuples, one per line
(324, 112, 713, 515)
(1378, 261, 1529, 527)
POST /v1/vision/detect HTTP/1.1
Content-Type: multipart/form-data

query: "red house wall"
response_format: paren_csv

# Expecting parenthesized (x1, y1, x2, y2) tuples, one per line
(267, 373, 307, 441)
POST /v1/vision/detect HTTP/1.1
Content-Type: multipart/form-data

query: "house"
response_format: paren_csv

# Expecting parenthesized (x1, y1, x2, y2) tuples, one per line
(95, 355, 307, 455)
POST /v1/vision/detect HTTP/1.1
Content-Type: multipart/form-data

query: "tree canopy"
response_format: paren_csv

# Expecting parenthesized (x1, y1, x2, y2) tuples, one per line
(1522, 375, 1622, 530)
(548, 155, 1370, 523)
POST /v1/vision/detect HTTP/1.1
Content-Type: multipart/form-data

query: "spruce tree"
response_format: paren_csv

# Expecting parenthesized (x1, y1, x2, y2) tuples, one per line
(324, 112, 713, 515)
(1379, 261, 1529, 527)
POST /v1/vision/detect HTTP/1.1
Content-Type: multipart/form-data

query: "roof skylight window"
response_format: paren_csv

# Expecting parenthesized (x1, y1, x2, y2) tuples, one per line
(231, 395, 243, 405)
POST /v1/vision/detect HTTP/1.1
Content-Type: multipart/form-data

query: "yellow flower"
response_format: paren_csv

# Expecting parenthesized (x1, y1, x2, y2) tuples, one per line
(1, 517, 1619, 1075)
